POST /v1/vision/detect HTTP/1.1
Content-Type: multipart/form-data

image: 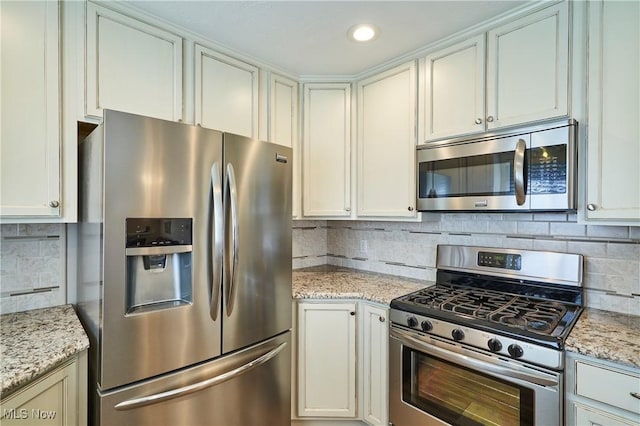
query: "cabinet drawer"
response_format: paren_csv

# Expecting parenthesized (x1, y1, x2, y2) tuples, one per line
(576, 361, 640, 415)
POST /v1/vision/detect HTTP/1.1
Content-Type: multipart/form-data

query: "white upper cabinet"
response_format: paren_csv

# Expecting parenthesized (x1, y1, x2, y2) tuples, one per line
(194, 45, 259, 137)
(270, 74, 298, 148)
(302, 83, 351, 217)
(584, 0, 640, 222)
(85, 3, 183, 121)
(422, 2, 569, 142)
(486, 2, 569, 129)
(357, 62, 417, 217)
(1, 1, 61, 218)
(269, 73, 300, 218)
(423, 35, 485, 141)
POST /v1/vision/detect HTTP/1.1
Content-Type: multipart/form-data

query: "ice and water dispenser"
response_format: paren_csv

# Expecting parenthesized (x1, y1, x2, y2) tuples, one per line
(125, 218, 193, 314)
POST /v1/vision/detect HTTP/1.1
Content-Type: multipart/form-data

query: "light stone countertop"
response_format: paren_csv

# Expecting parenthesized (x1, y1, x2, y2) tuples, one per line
(566, 308, 640, 369)
(0, 304, 89, 397)
(293, 265, 432, 305)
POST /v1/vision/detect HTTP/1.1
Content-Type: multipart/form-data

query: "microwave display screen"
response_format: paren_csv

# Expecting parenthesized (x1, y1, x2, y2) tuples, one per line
(528, 144, 567, 194)
(418, 151, 515, 198)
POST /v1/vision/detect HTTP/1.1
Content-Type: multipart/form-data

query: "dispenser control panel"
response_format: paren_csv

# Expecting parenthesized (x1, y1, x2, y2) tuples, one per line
(126, 218, 192, 247)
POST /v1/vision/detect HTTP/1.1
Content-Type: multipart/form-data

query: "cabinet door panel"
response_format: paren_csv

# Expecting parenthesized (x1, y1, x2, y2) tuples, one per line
(270, 74, 300, 217)
(362, 304, 388, 426)
(302, 83, 351, 217)
(358, 62, 417, 217)
(0, 1, 60, 217)
(297, 302, 356, 417)
(0, 360, 79, 426)
(586, 0, 640, 221)
(487, 2, 569, 128)
(195, 45, 258, 138)
(86, 4, 183, 121)
(423, 35, 485, 141)
(574, 403, 638, 426)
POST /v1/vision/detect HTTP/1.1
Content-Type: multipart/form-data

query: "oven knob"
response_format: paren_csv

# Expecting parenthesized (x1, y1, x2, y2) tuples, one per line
(407, 316, 418, 328)
(487, 338, 503, 352)
(451, 329, 465, 341)
(420, 320, 433, 332)
(508, 344, 524, 358)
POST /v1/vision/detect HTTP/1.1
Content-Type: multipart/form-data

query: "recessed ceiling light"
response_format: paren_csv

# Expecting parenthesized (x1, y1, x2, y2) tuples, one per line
(348, 24, 379, 42)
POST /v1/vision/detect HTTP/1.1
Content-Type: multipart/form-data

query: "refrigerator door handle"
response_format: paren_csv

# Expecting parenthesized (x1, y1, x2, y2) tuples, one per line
(226, 163, 239, 315)
(210, 162, 223, 321)
(113, 341, 287, 411)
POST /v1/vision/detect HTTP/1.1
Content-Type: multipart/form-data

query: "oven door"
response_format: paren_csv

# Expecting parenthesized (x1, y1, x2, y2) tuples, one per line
(389, 326, 562, 426)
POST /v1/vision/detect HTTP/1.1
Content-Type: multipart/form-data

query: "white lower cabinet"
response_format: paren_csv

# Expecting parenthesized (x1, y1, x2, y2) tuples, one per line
(0, 351, 87, 426)
(297, 302, 357, 418)
(296, 300, 389, 425)
(360, 303, 389, 426)
(566, 352, 640, 426)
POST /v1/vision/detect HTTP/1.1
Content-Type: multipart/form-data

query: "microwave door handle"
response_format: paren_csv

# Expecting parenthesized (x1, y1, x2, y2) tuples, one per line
(210, 162, 223, 321)
(514, 139, 527, 206)
(226, 163, 239, 316)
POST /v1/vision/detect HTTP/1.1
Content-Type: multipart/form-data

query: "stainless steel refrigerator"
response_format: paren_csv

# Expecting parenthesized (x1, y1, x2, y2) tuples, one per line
(75, 110, 292, 425)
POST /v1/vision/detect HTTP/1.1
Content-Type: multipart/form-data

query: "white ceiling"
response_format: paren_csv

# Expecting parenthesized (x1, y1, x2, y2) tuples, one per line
(126, 0, 532, 77)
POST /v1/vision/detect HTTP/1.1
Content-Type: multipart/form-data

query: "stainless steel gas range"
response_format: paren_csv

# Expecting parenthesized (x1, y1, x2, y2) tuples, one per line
(389, 245, 584, 426)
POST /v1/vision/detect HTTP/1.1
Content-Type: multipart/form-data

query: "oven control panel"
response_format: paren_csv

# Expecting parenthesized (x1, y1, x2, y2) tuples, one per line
(477, 251, 521, 270)
(389, 309, 563, 370)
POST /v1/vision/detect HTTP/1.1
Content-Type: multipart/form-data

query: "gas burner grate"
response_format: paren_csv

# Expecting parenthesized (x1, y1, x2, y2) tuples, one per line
(397, 285, 573, 337)
(490, 299, 567, 334)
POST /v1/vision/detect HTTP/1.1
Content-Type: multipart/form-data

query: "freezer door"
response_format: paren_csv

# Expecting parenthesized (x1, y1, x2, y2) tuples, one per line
(222, 134, 292, 353)
(98, 332, 291, 426)
(97, 110, 224, 390)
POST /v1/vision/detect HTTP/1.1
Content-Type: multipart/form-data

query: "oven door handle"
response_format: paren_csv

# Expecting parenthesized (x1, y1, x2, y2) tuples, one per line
(390, 327, 559, 387)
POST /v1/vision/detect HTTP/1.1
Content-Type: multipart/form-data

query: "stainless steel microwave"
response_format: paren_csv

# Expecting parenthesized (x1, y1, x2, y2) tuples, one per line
(416, 120, 577, 212)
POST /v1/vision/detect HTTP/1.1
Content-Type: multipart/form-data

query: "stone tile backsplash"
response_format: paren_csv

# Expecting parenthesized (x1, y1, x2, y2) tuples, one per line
(0, 224, 66, 314)
(2, 214, 638, 316)
(293, 213, 640, 316)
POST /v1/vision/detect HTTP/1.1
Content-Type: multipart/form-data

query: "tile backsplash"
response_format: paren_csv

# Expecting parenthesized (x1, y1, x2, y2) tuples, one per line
(293, 213, 640, 316)
(1, 214, 638, 316)
(0, 224, 66, 314)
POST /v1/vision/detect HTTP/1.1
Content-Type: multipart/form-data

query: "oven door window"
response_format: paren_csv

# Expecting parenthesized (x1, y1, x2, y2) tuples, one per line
(418, 151, 516, 199)
(402, 347, 534, 426)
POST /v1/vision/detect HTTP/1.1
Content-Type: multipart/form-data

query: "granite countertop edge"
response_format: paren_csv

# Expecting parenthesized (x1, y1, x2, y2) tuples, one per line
(565, 307, 640, 369)
(292, 265, 432, 306)
(294, 266, 640, 370)
(1, 304, 90, 398)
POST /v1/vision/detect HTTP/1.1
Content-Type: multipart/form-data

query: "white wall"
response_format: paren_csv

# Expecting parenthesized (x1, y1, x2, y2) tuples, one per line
(293, 214, 640, 316)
